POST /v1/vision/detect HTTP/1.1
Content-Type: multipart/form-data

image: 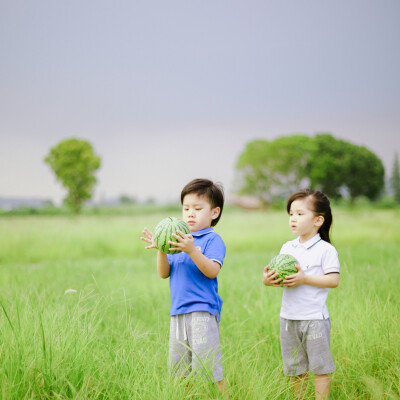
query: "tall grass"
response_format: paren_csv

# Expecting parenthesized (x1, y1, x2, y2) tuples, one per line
(1, 208, 399, 399)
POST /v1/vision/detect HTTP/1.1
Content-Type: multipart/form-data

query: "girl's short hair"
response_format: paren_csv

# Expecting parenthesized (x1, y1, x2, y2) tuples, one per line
(181, 178, 224, 226)
(287, 189, 333, 243)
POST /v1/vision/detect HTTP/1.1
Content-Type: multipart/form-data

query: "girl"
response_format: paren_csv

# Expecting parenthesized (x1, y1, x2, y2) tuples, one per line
(263, 189, 340, 400)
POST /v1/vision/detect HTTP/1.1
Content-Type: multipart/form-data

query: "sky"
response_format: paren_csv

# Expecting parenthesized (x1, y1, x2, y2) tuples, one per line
(1, 0, 399, 205)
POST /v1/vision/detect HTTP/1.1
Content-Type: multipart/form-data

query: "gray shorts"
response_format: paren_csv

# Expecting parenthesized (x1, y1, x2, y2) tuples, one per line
(169, 311, 224, 382)
(280, 318, 336, 376)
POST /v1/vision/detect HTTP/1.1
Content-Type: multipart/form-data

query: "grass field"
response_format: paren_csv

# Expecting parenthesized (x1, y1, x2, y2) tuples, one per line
(1, 207, 399, 399)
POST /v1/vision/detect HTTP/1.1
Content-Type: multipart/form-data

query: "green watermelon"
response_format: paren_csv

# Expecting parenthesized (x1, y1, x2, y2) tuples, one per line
(153, 217, 190, 254)
(268, 254, 298, 285)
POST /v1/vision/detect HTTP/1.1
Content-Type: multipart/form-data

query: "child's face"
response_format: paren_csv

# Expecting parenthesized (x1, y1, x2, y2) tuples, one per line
(289, 198, 323, 243)
(182, 193, 220, 233)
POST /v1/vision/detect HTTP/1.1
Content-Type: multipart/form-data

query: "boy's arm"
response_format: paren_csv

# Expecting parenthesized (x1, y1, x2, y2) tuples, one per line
(141, 227, 171, 279)
(157, 251, 171, 279)
(283, 266, 339, 288)
(186, 248, 221, 279)
(170, 230, 221, 279)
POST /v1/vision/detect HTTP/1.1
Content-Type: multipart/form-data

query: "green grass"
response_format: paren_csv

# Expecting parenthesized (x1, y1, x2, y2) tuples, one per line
(1, 208, 399, 399)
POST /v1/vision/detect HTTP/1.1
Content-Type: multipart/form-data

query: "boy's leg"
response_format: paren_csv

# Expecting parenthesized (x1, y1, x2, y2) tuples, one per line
(293, 373, 309, 399)
(169, 315, 191, 377)
(186, 311, 224, 382)
(314, 374, 330, 400)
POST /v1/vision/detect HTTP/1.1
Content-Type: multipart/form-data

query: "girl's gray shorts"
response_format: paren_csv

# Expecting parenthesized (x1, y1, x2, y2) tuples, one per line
(169, 311, 223, 382)
(280, 318, 336, 376)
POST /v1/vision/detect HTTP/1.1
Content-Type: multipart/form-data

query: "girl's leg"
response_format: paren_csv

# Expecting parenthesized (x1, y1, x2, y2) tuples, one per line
(314, 374, 330, 399)
(294, 373, 309, 399)
(217, 379, 229, 399)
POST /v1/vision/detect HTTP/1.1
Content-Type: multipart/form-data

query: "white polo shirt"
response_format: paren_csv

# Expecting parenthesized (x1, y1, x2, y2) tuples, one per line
(279, 233, 340, 320)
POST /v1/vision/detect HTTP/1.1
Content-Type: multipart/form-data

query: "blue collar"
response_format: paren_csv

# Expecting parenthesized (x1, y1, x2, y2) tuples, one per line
(191, 227, 214, 237)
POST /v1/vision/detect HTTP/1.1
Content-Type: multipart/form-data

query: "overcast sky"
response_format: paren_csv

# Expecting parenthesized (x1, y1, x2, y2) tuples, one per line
(1, 0, 399, 204)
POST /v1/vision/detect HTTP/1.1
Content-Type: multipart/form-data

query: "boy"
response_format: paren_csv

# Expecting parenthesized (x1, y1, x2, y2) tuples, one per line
(141, 178, 228, 397)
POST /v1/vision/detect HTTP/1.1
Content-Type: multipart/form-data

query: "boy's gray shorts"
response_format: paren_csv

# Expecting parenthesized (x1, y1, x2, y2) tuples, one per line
(280, 318, 336, 376)
(169, 311, 224, 382)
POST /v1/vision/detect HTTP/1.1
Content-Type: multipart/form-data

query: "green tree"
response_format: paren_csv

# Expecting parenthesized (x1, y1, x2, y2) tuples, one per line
(343, 143, 385, 202)
(390, 152, 400, 204)
(235, 135, 314, 205)
(308, 134, 348, 199)
(309, 134, 385, 202)
(236, 133, 385, 205)
(45, 138, 101, 214)
(119, 194, 137, 205)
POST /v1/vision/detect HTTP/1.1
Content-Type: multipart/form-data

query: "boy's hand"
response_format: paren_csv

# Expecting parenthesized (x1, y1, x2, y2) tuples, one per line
(141, 227, 157, 250)
(262, 266, 283, 287)
(169, 230, 195, 253)
(283, 265, 305, 288)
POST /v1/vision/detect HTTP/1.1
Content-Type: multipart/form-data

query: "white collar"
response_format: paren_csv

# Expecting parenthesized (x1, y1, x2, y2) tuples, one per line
(292, 233, 322, 249)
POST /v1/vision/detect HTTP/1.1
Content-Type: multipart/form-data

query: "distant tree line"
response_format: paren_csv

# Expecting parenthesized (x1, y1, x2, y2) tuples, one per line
(235, 133, 387, 206)
(41, 135, 399, 215)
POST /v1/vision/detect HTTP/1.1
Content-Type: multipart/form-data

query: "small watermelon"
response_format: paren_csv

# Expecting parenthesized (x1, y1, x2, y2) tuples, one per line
(268, 254, 298, 285)
(153, 217, 190, 254)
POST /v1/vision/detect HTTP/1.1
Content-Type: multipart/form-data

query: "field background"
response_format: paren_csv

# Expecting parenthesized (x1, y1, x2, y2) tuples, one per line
(1, 207, 399, 399)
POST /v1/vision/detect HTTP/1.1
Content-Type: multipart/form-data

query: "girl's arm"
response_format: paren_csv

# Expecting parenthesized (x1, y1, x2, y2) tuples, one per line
(283, 266, 339, 288)
(262, 266, 283, 287)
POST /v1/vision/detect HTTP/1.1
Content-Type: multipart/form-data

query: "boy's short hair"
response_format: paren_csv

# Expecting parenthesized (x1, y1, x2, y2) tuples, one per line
(180, 178, 224, 226)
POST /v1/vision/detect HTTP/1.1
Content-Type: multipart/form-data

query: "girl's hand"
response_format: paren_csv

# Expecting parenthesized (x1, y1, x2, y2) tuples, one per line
(283, 265, 305, 288)
(141, 227, 157, 250)
(262, 266, 283, 287)
(169, 230, 195, 253)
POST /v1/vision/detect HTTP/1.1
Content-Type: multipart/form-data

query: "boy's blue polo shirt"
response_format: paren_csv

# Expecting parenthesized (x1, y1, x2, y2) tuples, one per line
(167, 227, 226, 321)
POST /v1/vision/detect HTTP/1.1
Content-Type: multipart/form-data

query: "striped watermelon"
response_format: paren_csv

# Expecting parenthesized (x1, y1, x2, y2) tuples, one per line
(153, 217, 190, 254)
(268, 254, 298, 285)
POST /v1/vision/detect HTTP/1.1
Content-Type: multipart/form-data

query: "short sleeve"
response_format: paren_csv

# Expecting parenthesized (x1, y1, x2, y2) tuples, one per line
(279, 243, 286, 254)
(279, 242, 290, 255)
(322, 245, 340, 274)
(203, 234, 226, 267)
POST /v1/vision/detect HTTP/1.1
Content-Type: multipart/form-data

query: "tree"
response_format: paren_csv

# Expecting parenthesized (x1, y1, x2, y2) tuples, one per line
(342, 143, 385, 202)
(235, 139, 274, 205)
(309, 134, 385, 202)
(119, 194, 137, 205)
(45, 138, 101, 214)
(390, 152, 400, 204)
(236, 133, 386, 205)
(308, 134, 349, 199)
(267, 135, 315, 192)
(235, 135, 314, 205)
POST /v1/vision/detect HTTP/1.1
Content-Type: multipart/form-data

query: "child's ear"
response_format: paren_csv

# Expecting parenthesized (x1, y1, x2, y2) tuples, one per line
(315, 215, 324, 227)
(211, 207, 221, 220)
